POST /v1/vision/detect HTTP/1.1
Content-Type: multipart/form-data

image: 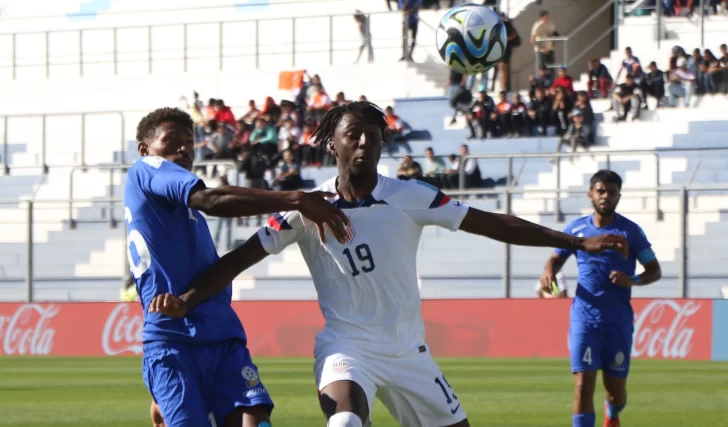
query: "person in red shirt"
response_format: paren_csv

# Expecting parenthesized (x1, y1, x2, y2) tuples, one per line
(213, 100, 237, 128)
(551, 67, 575, 96)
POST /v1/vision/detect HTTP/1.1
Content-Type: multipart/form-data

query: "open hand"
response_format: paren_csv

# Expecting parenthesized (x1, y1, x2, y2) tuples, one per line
(148, 293, 188, 318)
(583, 234, 629, 258)
(296, 191, 350, 244)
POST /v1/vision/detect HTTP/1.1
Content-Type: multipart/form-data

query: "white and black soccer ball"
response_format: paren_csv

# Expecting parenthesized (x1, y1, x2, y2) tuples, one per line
(436, 4, 508, 75)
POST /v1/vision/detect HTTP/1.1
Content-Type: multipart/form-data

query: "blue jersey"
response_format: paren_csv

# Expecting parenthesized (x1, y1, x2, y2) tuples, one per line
(124, 156, 245, 344)
(556, 213, 655, 324)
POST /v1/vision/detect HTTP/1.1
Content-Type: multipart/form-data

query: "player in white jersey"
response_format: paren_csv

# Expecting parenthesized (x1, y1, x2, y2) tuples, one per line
(149, 102, 628, 427)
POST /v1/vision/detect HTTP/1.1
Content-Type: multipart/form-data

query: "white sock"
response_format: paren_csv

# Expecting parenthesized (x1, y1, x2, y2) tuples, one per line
(327, 412, 363, 427)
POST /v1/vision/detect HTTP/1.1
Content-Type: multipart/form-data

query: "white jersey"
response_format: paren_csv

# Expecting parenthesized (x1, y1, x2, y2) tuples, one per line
(257, 174, 469, 355)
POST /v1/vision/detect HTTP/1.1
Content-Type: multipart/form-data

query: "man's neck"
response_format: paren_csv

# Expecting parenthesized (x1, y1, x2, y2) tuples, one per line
(336, 172, 378, 202)
(593, 212, 615, 228)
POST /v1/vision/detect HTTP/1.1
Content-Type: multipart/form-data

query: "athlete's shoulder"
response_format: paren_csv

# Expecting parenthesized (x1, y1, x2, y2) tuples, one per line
(312, 176, 338, 194)
(563, 215, 591, 235)
(378, 176, 448, 208)
(615, 213, 648, 236)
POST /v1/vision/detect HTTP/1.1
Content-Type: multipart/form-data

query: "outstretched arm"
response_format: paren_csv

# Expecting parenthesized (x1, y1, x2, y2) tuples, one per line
(148, 234, 270, 316)
(459, 208, 628, 254)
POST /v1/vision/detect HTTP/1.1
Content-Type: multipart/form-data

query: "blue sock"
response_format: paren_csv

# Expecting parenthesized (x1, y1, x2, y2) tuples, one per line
(606, 401, 625, 419)
(572, 413, 595, 427)
(258, 422, 271, 427)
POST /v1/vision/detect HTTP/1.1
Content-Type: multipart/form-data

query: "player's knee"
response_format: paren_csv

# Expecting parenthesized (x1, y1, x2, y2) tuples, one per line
(327, 411, 363, 427)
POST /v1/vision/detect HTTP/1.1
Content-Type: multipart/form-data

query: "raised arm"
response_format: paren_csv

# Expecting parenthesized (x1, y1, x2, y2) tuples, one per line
(458, 208, 628, 254)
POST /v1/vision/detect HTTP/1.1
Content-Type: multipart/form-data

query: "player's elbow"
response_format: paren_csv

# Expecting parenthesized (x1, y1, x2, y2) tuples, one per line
(188, 187, 221, 215)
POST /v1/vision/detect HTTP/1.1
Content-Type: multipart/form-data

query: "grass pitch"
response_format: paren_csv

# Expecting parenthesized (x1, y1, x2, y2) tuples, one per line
(1, 357, 727, 426)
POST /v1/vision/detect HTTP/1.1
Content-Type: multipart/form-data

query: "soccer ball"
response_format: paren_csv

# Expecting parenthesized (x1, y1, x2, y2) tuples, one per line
(436, 4, 507, 75)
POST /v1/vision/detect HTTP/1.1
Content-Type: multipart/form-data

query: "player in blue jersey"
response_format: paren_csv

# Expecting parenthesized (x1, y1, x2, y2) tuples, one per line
(148, 103, 635, 427)
(539, 170, 662, 427)
(125, 107, 350, 427)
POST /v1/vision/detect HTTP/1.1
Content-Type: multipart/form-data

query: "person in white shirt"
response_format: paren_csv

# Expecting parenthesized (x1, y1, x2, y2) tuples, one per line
(669, 57, 696, 107)
(149, 102, 629, 427)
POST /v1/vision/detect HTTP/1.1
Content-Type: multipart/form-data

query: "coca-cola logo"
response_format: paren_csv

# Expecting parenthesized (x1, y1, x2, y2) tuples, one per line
(632, 300, 701, 359)
(102, 303, 143, 356)
(0, 304, 58, 355)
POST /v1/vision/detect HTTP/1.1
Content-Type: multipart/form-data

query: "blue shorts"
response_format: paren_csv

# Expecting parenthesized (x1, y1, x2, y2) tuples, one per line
(142, 339, 274, 427)
(569, 321, 634, 378)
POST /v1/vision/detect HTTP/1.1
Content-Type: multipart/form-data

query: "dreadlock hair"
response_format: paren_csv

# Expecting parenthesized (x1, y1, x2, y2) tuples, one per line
(310, 101, 388, 152)
(136, 107, 194, 143)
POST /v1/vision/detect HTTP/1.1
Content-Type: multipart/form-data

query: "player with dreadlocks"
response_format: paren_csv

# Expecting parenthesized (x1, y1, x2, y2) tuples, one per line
(149, 101, 629, 427)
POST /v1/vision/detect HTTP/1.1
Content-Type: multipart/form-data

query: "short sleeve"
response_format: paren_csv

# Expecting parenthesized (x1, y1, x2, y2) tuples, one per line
(630, 224, 655, 265)
(257, 211, 307, 255)
(400, 180, 469, 231)
(140, 156, 202, 207)
(554, 223, 576, 259)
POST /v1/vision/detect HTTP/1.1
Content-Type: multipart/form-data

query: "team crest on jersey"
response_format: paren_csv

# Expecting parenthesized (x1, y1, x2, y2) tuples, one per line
(241, 366, 260, 387)
(344, 217, 355, 244)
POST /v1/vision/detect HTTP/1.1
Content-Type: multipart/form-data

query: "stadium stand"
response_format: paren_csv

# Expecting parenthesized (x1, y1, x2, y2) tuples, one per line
(0, 0, 727, 303)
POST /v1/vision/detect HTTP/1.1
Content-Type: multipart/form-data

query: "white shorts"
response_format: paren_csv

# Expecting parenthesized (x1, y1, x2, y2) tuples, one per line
(314, 341, 467, 427)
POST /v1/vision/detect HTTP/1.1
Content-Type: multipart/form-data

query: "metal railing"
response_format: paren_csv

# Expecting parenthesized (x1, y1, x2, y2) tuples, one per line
(1, 10, 416, 78)
(458, 146, 728, 222)
(6, 183, 728, 301)
(66, 160, 239, 229)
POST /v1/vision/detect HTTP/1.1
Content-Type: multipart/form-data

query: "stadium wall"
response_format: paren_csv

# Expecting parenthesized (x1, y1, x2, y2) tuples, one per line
(0, 298, 722, 361)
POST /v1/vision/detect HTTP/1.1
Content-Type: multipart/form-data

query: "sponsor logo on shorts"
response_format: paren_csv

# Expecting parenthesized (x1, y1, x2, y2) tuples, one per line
(241, 366, 260, 388)
(245, 388, 268, 398)
(331, 361, 349, 373)
(614, 352, 624, 367)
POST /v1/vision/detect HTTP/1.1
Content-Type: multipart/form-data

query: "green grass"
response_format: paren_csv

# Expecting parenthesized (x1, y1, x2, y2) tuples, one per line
(1, 358, 727, 426)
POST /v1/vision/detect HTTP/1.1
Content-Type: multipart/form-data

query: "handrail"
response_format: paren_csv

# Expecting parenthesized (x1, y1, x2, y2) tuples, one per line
(67, 160, 239, 228)
(459, 146, 728, 222)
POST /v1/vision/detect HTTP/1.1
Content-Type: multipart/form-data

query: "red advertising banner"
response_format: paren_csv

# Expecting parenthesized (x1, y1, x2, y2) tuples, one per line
(0, 299, 712, 360)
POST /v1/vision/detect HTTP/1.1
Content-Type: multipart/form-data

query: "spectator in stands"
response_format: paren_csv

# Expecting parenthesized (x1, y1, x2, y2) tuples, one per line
(572, 91, 595, 126)
(531, 10, 557, 69)
(398, 0, 422, 62)
(447, 69, 466, 99)
(397, 155, 423, 180)
(359, 95, 368, 102)
(696, 61, 714, 94)
(421, 147, 447, 189)
(307, 85, 333, 122)
(279, 100, 301, 127)
(241, 100, 261, 126)
(448, 82, 473, 126)
(616, 47, 641, 83)
(510, 93, 528, 136)
(707, 48, 728, 93)
(446, 144, 482, 189)
(306, 74, 326, 98)
(466, 90, 495, 139)
(278, 118, 302, 163)
(669, 57, 696, 107)
(527, 87, 552, 136)
(260, 97, 281, 124)
(214, 175, 234, 250)
(212, 100, 237, 128)
(494, 91, 513, 137)
(551, 86, 573, 136)
(612, 73, 642, 121)
(208, 120, 235, 161)
(299, 121, 318, 166)
(238, 146, 269, 227)
(641, 61, 666, 108)
(334, 92, 350, 107)
(498, 11, 521, 92)
(556, 109, 591, 156)
(385, 106, 412, 155)
(205, 98, 218, 122)
(669, 46, 689, 71)
(250, 117, 279, 158)
(232, 119, 252, 157)
(354, 10, 374, 64)
(587, 58, 613, 98)
(273, 149, 303, 191)
(528, 66, 554, 102)
(551, 67, 575, 96)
